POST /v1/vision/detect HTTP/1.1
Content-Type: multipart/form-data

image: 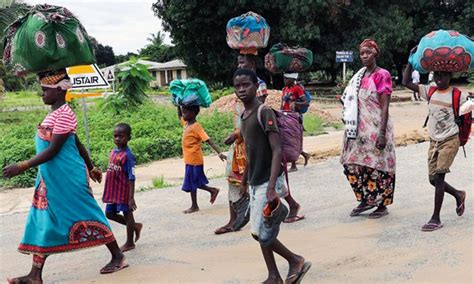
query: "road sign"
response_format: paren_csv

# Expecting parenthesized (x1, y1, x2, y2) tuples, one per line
(336, 51, 353, 63)
(67, 64, 109, 89)
(102, 69, 115, 82)
(65, 92, 102, 102)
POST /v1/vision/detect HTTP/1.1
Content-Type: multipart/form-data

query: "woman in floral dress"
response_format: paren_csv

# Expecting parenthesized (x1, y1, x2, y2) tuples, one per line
(340, 39, 396, 219)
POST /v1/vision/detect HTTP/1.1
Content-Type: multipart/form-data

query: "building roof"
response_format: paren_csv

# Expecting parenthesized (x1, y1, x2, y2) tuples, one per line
(148, 59, 187, 71)
(101, 59, 187, 73)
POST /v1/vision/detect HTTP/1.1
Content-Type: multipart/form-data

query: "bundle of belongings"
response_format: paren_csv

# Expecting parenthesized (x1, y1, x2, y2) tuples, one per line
(3, 4, 95, 76)
(226, 11, 270, 55)
(409, 29, 473, 73)
(265, 43, 313, 74)
(169, 79, 212, 108)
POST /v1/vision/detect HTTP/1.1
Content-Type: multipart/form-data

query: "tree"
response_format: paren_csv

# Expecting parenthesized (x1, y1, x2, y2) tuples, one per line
(89, 37, 116, 67)
(138, 31, 176, 62)
(115, 52, 138, 64)
(100, 57, 154, 114)
(153, 0, 473, 85)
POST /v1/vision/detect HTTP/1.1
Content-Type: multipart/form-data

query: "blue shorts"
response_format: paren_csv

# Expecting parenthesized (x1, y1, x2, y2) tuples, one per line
(105, 203, 130, 213)
(182, 164, 209, 192)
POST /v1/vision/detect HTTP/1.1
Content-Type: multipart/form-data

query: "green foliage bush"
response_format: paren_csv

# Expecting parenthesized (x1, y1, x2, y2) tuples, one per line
(0, 102, 233, 188)
(0, 110, 46, 188)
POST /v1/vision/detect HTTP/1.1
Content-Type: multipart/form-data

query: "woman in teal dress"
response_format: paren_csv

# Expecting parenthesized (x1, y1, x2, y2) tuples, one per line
(3, 69, 128, 283)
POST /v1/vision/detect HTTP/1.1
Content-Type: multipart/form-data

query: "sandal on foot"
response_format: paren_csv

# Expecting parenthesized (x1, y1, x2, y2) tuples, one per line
(421, 222, 444, 232)
(286, 261, 312, 284)
(367, 209, 389, 219)
(284, 215, 305, 223)
(456, 191, 466, 216)
(350, 205, 375, 217)
(284, 205, 305, 223)
(100, 257, 129, 274)
(214, 226, 234, 235)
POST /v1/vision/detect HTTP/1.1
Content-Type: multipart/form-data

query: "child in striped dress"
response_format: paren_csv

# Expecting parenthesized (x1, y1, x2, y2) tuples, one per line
(103, 123, 143, 252)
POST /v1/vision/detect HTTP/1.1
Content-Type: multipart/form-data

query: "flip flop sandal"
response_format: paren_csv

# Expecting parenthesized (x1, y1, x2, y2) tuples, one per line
(421, 223, 444, 232)
(286, 261, 312, 284)
(350, 205, 375, 217)
(456, 191, 466, 216)
(367, 209, 389, 219)
(283, 215, 305, 223)
(214, 226, 234, 235)
(100, 258, 129, 274)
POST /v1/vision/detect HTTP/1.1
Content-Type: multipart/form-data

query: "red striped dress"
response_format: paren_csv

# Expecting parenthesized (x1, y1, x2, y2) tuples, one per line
(102, 147, 136, 205)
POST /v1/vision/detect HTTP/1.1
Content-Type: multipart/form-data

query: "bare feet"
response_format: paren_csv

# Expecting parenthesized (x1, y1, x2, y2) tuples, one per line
(120, 243, 136, 252)
(7, 275, 42, 284)
(134, 223, 143, 242)
(100, 254, 128, 274)
(302, 152, 310, 166)
(183, 207, 199, 214)
(210, 188, 220, 204)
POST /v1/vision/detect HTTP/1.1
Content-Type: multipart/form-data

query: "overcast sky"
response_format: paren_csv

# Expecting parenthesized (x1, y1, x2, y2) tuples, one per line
(25, 0, 171, 55)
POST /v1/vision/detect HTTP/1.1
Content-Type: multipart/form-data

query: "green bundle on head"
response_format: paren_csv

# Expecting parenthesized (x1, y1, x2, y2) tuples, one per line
(2, 4, 96, 76)
(169, 78, 212, 108)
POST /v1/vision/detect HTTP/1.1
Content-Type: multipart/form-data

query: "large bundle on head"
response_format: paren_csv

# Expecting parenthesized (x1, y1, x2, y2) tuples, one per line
(3, 4, 95, 76)
(409, 29, 474, 73)
(226, 11, 270, 55)
(170, 79, 212, 108)
(264, 43, 313, 74)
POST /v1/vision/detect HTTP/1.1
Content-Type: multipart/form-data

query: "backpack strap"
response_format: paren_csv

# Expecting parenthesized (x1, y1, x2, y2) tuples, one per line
(256, 103, 291, 194)
(427, 86, 437, 101)
(452, 87, 461, 119)
(451, 87, 467, 157)
(256, 103, 265, 131)
(423, 86, 438, 128)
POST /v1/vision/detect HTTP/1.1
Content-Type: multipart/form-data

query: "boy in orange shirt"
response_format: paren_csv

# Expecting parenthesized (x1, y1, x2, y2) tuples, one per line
(178, 105, 226, 213)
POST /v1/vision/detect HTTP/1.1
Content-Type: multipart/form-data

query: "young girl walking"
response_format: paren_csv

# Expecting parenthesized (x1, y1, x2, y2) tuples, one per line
(178, 105, 226, 213)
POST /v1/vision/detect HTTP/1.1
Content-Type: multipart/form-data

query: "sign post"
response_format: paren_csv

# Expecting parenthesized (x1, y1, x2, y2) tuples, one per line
(336, 51, 354, 83)
(66, 64, 109, 153)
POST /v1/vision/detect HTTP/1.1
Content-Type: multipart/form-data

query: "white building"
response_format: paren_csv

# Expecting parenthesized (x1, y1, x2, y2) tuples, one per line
(101, 59, 188, 88)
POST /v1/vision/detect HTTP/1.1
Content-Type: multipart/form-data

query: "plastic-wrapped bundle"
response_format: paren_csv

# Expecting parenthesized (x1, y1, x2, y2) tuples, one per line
(409, 29, 473, 73)
(3, 4, 95, 76)
(226, 11, 270, 55)
(169, 79, 212, 108)
(264, 43, 313, 74)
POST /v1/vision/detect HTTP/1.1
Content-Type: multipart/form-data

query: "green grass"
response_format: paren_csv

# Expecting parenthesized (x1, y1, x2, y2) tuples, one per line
(152, 175, 173, 188)
(1, 91, 43, 109)
(303, 114, 326, 136)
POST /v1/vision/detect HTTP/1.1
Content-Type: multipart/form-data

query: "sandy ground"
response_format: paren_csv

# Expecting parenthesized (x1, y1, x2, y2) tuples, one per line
(0, 142, 472, 283)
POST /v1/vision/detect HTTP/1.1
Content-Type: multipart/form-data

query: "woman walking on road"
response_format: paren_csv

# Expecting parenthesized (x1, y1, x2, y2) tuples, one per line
(2, 70, 127, 283)
(340, 39, 396, 219)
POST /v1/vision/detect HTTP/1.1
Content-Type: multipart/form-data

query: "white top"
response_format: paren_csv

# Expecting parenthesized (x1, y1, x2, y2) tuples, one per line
(419, 85, 469, 141)
(411, 70, 420, 84)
